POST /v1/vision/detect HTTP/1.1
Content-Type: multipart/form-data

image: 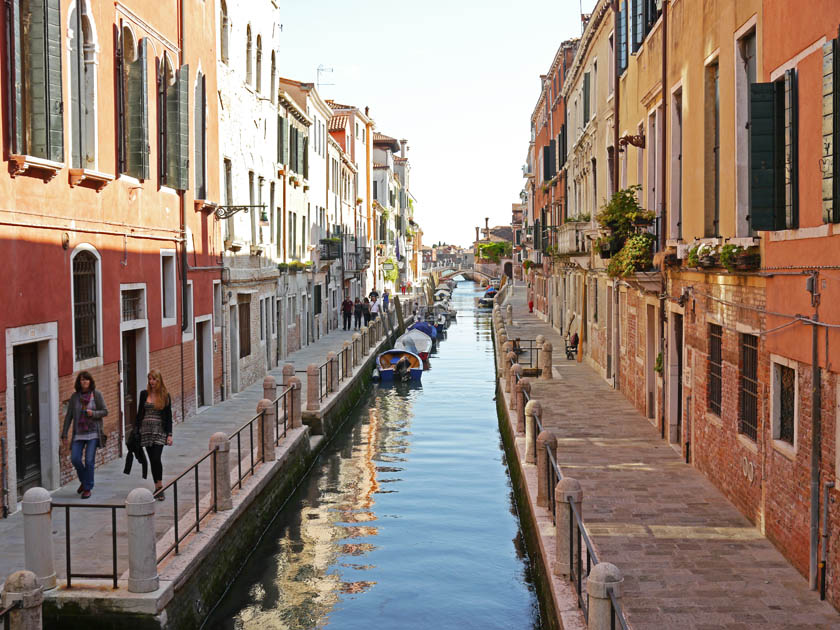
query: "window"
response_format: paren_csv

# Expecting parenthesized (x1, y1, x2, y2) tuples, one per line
(69, 0, 96, 169)
(740, 334, 759, 440)
(194, 73, 206, 198)
(269, 182, 275, 243)
(373, 180, 378, 201)
(220, 0, 229, 64)
(314, 284, 322, 315)
(160, 55, 188, 189)
(670, 89, 683, 240)
(213, 281, 222, 329)
(161, 251, 176, 323)
(277, 114, 287, 165)
(121, 288, 144, 321)
(259, 298, 265, 340)
(707, 324, 722, 416)
(583, 71, 591, 126)
(249, 171, 255, 242)
(73, 251, 98, 361)
(118, 29, 149, 178)
(238, 299, 251, 358)
(270, 51, 276, 103)
(704, 61, 720, 236)
(255, 35, 262, 93)
(735, 30, 757, 236)
(749, 70, 799, 231)
(8, 0, 65, 162)
(245, 25, 252, 84)
(183, 281, 193, 337)
(772, 361, 796, 445)
(608, 33, 615, 95)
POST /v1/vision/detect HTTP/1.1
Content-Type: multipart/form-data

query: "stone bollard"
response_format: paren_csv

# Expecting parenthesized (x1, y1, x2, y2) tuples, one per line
(342, 341, 352, 378)
(282, 363, 295, 387)
(509, 364, 522, 409)
(21, 488, 55, 590)
(501, 341, 513, 376)
(536, 430, 557, 508)
(555, 478, 582, 578)
(2, 570, 43, 630)
(516, 377, 530, 434)
(536, 334, 545, 351)
(540, 342, 553, 380)
(263, 375, 276, 403)
(352, 334, 361, 366)
(209, 432, 233, 510)
(504, 352, 517, 392)
(328, 352, 339, 391)
(125, 488, 159, 593)
(525, 400, 541, 464)
(257, 399, 276, 462)
(506, 304, 513, 324)
(360, 326, 369, 354)
(587, 562, 624, 630)
(306, 364, 319, 411)
(288, 376, 302, 428)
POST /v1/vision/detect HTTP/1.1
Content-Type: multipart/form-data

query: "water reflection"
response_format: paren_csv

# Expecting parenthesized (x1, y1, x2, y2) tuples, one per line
(206, 282, 542, 630)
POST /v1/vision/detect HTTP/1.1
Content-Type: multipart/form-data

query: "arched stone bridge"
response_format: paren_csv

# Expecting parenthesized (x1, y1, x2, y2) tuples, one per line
(435, 267, 496, 282)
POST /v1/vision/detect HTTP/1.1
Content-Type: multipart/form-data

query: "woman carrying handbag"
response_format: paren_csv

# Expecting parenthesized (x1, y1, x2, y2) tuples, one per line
(134, 370, 173, 500)
(61, 371, 108, 499)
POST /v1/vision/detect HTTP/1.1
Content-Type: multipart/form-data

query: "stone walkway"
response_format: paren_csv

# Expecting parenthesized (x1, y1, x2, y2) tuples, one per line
(0, 312, 394, 586)
(502, 285, 840, 630)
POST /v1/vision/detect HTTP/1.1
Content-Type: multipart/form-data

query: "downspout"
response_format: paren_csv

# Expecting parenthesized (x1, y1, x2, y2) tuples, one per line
(612, 0, 621, 390)
(821, 481, 835, 599)
(810, 272, 822, 590)
(659, 0, 669, 441)
(178, 0, 187, 424)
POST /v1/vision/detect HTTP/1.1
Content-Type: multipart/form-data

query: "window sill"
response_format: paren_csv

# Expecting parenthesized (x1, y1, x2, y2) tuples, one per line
(161, 317, 178, 329)
(768, 225, 834, 242)
(736, 433, 759, 454)
(705, 411, 723, 428)
(69, 168, 114, 192)
(771, 438, 796, 462)
(182, 331, 194, 343)
(74, 356, 103, 371)
(9, 154, 63, 181)
(159, 185, 179, 196)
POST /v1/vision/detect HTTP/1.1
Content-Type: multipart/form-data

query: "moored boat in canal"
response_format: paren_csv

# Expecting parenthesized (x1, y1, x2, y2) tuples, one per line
(375, 349, 423, 381)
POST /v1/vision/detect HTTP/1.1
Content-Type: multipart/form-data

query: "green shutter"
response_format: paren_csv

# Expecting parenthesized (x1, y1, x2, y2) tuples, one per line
(749, 82, 782, 231)
(823, 40, 839, 223)
(283, 117, 290, 166)
(28, 0, 48, 158)
(296, 129, 303, 174)
(70, 2, 83, 168)
(45, 0, 63, 162)
(167, 64, 189, 190)
(277, 114, 283, 163)
(784, 69, 798, 229)
(617, 6, 627, 74)
(10, 0, 23, 154)
(583, 71, 591, 125)
(303, 135, 309, 179)
(127, 39, 149, 179)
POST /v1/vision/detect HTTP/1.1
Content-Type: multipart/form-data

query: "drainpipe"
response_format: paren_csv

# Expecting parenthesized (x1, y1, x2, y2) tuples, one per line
(612, 0, 620, 190)
(821, 481, 835, 599)
(659, 0, 669, 442)
(810, 271, 822, 590)
(178, 0, 187, 423)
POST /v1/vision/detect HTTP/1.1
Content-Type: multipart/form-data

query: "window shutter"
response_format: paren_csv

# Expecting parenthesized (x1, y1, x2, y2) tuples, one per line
(70, 3, 83, 168)
(617, 6, 627, 75)
(283, 117, 290, 166)
(543, 145, 551, 181)
(277, 114, 283, 163)
(45, 0, 63, 162)
(823, 40, 839, 223)
(127, 39, 149, 179)
(633, 0, 643, 52)
(9, 0, 23, 154)
(116, 28, 126, 173)
(749, 82, 782, 231)
(176, 64, 189, 190)
(549, 139, 556, 178)
(784, 69, 798, 229)
(303, 135, 309, 179)
(296, 129, 303, 174)
(583, 72, 591, 125)
(28, 0, 48, 158)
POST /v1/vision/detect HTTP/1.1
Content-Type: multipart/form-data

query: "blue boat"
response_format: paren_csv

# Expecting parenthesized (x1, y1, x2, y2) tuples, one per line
(409, 321, 438, 340)
(376, 350, 423, 381)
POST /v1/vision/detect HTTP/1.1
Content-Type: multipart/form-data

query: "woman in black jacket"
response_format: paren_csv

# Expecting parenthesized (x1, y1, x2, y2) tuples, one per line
(61, 371, 108, 499)
(135, 370, 173, 500)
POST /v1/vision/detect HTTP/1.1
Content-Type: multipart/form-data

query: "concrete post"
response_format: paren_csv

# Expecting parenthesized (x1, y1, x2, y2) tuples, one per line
(504, 352, 517, 391)
(328, 352, 339, 392)
(257, 399, 276, 462)
(125, 488, 159, 593)
(288, 376, 302, 428)
(2, 570, 43, 630)
(262, 375, 276, 402)
(536, 430, 557, 508)
(501, 341, 513, 377)
(541, 342, 553, 380)
(360, 326, 369, 354)
(587, 562, 624, 630)
(21, 488, 55, 590)
(342, 341, 352, 378)
(516, 377, 530, 434)
(306, 364, 319, 411)
(536, 334, 545, 351)
(352, 333, 361, 366)
(555, 478, 582, 578)
(509, 364, 522, 409)
(525, 401, 541, 464)
(209, 432, 233, 510)
(281, 363, 295, 387)
(506, 304, 513, 324)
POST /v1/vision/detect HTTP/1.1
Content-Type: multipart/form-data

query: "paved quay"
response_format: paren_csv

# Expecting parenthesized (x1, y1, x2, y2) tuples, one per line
(0, 315, 389, 587)
(500, 284, 840, 630)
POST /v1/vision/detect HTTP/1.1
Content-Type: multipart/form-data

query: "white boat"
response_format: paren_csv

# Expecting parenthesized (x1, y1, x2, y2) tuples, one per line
(394, 328, 434, 361)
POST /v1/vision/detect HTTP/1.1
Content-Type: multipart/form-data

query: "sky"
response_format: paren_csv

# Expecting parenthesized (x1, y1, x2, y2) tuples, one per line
(275, 0, 598, 248)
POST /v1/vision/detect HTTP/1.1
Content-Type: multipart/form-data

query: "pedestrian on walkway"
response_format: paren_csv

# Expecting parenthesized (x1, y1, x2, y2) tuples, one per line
(362, 298, 371, 325)
(528, 298, 534, 313)
(61, 371, 108, 499)
(135, 370, 173, 501)
(353, 297, 363, 329)
(370, 296, 380, 320)
(341, 295, 353, 330)
(382, 289, 390, 312)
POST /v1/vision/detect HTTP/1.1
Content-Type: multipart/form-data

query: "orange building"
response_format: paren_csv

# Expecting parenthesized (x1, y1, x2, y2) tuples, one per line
(0, 0, 220, 513)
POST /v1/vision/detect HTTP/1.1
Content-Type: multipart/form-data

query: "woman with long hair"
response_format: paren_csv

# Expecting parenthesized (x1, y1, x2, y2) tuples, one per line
(134, 370, 173, 500)
(61, 371, 108, 499)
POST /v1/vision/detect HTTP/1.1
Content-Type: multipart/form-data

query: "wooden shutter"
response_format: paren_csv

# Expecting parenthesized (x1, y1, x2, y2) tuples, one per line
(823, 40, 839, 223)
(543, 145, 551, 181)
(784, 69, 798, 229)
(283, 117, 290, 165)
(633, 0, 643, 52)
(8, 1, 22, 154)
(303, 135, 309, 179)
(116, 27, 126, 172)
(583, 71, 591, 125)
(549, 139, 556, 178)
(45, 0, 63, 162)
(749, 82, 782, 231)
(296, 128, 303, 174)
(277, 114, 283, 163)
(127, 39, 149, 179)
(177, 65, 189, 190)
(70, 3, 83, 167)
(617, 6, 627, 75)
(27, 0, 48, 157)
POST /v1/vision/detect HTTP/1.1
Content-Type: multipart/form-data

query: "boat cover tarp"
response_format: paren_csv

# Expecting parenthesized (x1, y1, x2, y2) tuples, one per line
(409, 321, 438, 339)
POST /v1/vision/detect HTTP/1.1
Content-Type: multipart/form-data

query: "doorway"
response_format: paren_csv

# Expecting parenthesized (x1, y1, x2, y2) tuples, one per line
(646, 304, 656, 420)
(668, 313, 685, 445)
(606, 285, 613, 381)
(196, 318, 212, 408)
(13, 344, 41, 496)
(122, 330, 138, 434)
(229, 304, 240, 393)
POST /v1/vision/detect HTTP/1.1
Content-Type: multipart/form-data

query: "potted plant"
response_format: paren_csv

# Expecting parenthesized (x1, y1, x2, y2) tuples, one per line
(697, 243, 718, 267)
(523, 259, 533, 272)
(597, 186, 655, 238)
(607, 232, 655, 278)
(277, 262, 289, 273)
(734, 246, 760, 270)
(719, 244, 743, 273)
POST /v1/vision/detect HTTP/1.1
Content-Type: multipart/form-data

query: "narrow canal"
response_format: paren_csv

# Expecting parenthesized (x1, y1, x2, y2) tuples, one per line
(205, 281, 542, 629)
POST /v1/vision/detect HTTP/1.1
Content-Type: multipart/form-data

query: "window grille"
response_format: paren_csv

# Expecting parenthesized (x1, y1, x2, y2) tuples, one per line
(740, 334, 759, 440)
(121, 289, 143, 321)
(778, 364, 795, 444)
(707, 324, 722, 415)
(73, 252, 97, 360)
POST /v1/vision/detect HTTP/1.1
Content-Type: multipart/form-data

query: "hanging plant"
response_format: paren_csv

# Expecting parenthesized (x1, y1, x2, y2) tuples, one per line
(606, 233, 655, 278)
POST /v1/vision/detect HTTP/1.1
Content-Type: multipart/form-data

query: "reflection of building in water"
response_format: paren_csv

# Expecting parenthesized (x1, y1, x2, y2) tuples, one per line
(232, 392, 415, 629)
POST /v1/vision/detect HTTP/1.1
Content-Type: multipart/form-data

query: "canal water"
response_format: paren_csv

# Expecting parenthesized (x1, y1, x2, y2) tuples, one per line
(206, 280, 542, 629)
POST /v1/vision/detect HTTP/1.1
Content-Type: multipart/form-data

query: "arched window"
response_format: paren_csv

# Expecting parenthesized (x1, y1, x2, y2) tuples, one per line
(270, 51, 276, 103)
(72, 250, 99, 361)
(194, 72, 207, 198)
(158, 53, 189, 190)
(69, 0, 97, 169)
(118, 27, 149, 178)
(255, 35, 262, 93)
(220, 0, 229, 64)
(246, 25, 252, 84)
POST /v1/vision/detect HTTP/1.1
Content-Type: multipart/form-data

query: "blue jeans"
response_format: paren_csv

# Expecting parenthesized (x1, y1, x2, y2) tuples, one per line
(70, 438, 98, 491)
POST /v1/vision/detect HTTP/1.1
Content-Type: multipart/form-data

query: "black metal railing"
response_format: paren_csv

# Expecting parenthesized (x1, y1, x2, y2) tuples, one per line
(155, 447, 219, 563)
(609, 586, 630, 630)
(318, 359, 330, 401)
(546, 444, 563, 524)
(513, 338, 540, 369)
(0, 600, 22, 622)
(53, 502, 123, 588)
(569, 498, 597, 621)
(273, 385, 292, 444)
(230, 410, 266, 490)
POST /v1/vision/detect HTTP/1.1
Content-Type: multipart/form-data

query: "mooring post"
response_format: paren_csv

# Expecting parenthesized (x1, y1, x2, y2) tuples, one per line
(262, 374, 276, 403)
(516, 377, 530, 434)
(288, 376, 302, 428)
(342, 341, 352, 379)
(540, 342, 553, 380)
(2, 570, 43, 630)
(555, 478, 582, 578)
(352, 333, 361, 366)
(509, 364, 522, 410)
(587, 563, 624, 630)
(209, 432, 233, 510)
(257, 398, 276, 462)
(525, 400, 541, 464)
(282, 363, 294, 387)
(306, 364, 319, 411)
(21, 489, 55, 590)
(125, 488, 159, 593)
(536, 430, 557, 508)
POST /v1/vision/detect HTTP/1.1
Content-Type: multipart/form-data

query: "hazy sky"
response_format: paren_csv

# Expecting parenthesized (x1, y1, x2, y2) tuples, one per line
(276, 0, 598, 247)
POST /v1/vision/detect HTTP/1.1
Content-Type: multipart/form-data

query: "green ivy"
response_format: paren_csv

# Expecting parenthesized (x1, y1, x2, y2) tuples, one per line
(477, 241, 512, 263)
(597, 186, 656, 242)
(606, 233, 655, 278)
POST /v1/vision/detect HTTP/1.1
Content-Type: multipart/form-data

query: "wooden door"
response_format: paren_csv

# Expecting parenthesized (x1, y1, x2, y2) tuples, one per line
(13, 344, 41, 495)
(196, 322, 206, 407)
(122, 330, 137, 433)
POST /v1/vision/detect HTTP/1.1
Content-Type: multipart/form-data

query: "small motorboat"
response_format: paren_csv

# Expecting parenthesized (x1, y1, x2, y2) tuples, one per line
(409, 320, 438, 340)
(434, 313, 447, 335)
(394, 328, 434, 361)
(434, 289, 452, 302)
(477, 296, 494, 309)
(376, 350, 423, 381)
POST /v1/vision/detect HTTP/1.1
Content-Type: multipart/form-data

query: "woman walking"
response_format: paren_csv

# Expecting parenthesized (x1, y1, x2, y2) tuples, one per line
(61, 371, 108, 499)
(353, 297, 363, 330)
(135, 370, 173, 500)
(362, 297, 372, 326)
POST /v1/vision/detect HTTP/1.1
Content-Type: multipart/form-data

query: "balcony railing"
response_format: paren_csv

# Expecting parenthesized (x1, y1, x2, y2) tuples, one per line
(556, 222, 589, 256)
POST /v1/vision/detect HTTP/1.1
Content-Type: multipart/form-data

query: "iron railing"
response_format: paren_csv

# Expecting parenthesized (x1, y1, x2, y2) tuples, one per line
(273, 385, 292, 445)
(0, 600, 22, 623)
(52, 502, 123, 588)
(318, 359, 330, 402)
(512, 338, 540, 370)
(230, 410, 266, 490)
(155, 448, 219, 562)
(546, 444, 562, 524)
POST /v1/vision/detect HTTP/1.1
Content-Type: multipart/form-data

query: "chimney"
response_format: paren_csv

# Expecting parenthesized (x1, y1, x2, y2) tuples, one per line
(475, 227, 480, 242)
(399, 139, 408, 156)
(365, 106, 369, 116)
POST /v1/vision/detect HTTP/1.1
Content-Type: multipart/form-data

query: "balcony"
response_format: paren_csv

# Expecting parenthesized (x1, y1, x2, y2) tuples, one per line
(556, 222, 589, 256)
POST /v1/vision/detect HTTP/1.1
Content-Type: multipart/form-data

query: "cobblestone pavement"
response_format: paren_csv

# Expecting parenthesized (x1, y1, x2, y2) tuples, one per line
(0, 319, 375, 585)
(502, 284, 840, 630)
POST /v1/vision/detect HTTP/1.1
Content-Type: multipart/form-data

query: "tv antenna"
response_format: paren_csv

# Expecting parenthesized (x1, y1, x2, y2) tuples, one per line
(317, 65, 334, 91)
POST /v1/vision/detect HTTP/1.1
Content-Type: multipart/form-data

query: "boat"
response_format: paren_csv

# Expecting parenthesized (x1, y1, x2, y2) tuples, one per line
(409, 320, 438, 340)
(434, 312, 448, 335)
(394, 328, 434, 361)
(477, 296, 494, 309)
(434, 288, 452, 302)
(376, 350, 423, 381)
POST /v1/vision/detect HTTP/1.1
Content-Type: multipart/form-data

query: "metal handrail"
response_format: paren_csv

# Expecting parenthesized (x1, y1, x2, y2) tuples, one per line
(230, 410, 266, 490)
(155, 447, 219, 562)
(318, 359, 329, 401)
(273, 385, 292, 444)
(52, 502, 123, 588)
(0, 600, 21, 619)
(569, 498, 598, 620)
(511, 338, 540, 370)
(609, 586, 630, 630)
(546, 444, 563, 524)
